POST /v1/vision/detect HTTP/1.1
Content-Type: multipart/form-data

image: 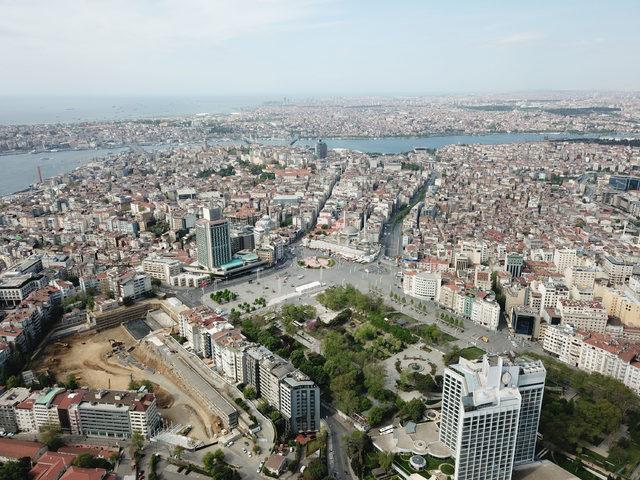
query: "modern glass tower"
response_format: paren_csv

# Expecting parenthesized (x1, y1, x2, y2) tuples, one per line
(195, 218, 232, 270)
(440, 355, 545, 480)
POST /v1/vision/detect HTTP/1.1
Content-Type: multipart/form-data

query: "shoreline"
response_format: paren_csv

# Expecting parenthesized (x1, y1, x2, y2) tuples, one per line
(2, 130, 639, 198)
(2, 130, 639, 157)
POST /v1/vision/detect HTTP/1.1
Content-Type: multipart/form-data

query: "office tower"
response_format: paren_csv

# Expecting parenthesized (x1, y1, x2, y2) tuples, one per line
(609, 175, 640, 191)
(315, 139, 328, 159)
(440, 355, 546, 480)
(203, 206, 222, 221)
(512, 359, 546, 465)
(504, 252, 524, 278)
(195, 219, 232, 270)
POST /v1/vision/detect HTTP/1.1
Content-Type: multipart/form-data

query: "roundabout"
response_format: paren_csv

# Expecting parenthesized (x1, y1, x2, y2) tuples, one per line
(299, 255, 336, 269)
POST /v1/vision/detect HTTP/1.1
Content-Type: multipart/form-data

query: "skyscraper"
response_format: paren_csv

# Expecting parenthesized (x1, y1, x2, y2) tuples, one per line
(505, 252, 524, 278)
(315, 139, 328, 159)
(440, 355, 545, 480)
(195, 219, 232, 270)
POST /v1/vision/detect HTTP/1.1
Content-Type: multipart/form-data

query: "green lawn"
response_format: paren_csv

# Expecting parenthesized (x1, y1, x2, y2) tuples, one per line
(395, 453, 453, 476)
(459, 346, 486, 360)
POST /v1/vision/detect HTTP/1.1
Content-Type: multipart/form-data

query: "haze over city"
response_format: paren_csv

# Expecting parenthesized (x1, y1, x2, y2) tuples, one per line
(1, 2, 640, 480)
(1, 0, 640, 95)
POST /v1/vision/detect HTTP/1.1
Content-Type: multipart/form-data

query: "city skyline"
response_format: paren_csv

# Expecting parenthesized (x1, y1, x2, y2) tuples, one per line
(1, 0, 639, 96)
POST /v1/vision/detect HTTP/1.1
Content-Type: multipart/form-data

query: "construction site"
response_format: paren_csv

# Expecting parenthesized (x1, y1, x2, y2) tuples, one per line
(33, 325, 222, 441)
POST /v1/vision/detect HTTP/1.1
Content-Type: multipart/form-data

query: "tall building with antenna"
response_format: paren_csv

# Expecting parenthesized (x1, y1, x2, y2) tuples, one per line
(440, 355, 546, 480)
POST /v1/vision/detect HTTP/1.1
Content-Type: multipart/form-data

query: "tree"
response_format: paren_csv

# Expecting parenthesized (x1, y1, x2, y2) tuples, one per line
(344, 430, 372, 478)
(39, 423, 64, 450)
(303, 458, 328, 480)
(289, 349, 306, 368)
(5, 375, 21, 389)
(86, 294, 95, 311)
(243, 386, 257, 400)
(212, 449, 226, 463)
(129, 430, 145, 457)
(64, 373, 79, 390)
(72, 453, 112, 470)
(399, 398, 425, 422)
(443, 346, 461, 366)
(367, 406, 385, 427)
(0, 458, 31, 480)
(203, 449, 232, 478)
(172, 445, 185, 460)
(378, 451, 395, 470)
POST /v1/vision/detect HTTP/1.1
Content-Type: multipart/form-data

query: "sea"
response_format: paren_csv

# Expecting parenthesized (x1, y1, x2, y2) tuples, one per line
(0, 95, 271, 125)
(0, 96, 635, 196)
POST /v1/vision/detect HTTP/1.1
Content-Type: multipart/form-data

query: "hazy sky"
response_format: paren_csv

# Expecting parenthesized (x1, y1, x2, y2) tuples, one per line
(1, 0, 639, 96)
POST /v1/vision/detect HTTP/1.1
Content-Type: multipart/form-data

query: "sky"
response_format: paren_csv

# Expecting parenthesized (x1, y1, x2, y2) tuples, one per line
(0, 0, 639, 96)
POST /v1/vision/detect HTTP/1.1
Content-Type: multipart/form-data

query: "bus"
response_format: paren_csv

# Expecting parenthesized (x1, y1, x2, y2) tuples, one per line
(379, 425, 394, 435)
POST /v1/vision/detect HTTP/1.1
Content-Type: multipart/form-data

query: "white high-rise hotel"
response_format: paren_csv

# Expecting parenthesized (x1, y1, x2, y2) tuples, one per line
(440, 355, 546, 480)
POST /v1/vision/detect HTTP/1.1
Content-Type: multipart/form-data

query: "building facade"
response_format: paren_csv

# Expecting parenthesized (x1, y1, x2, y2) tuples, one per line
(440, 356, 545, 480)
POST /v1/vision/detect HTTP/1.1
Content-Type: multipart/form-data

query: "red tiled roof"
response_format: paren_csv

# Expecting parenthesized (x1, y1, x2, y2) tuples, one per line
(0, 438, 46, 461)
(59, 466, 107, 480)
(58, 445, 118, 458)
(54, 390, 87, 409)
(29, 452, 77, 480)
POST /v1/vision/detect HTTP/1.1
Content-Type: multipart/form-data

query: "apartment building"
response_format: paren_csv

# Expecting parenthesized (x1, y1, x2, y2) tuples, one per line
(0, 274, 48, 308)
(470, 297, 501, 331)
(542, 328, 640, 395)
(0, 387, 30, 433)
(71, 389, 160, 438)
(505, 252, 524, 279)
(538, 280, 570, 317)
(33, 388, 65, 430)
(403, 271, 441, 301)
(603, 256, 635, 285)
(279, 371, 320, 433)
(564, 266, 596, 291)
(558, 299, 608, 333)
(118, 273, 152, 301)
(595, 281, 640, 328)
(542, 324, 583, 366)
(553, 248, 577, 274)
(142, 256, 182, 284)
(15, 396, 38, 433)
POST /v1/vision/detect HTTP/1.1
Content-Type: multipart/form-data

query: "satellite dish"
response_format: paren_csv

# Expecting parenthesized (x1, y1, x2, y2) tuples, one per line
(501, 371, 512, 386)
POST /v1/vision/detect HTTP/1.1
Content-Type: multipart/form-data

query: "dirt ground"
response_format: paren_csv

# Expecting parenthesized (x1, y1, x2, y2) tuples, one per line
(34, 326, 213, 440)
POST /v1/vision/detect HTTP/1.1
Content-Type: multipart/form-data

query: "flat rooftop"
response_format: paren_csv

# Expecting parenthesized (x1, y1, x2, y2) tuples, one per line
(512, 460, 579, 480)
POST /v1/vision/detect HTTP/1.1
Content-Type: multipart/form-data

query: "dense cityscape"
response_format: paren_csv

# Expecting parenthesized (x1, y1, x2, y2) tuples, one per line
(0, 92, 638, 480)
(1, 1, 640, 480)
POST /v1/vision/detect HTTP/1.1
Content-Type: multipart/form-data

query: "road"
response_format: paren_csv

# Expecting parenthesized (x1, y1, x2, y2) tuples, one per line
(323, 405, 356, 480)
